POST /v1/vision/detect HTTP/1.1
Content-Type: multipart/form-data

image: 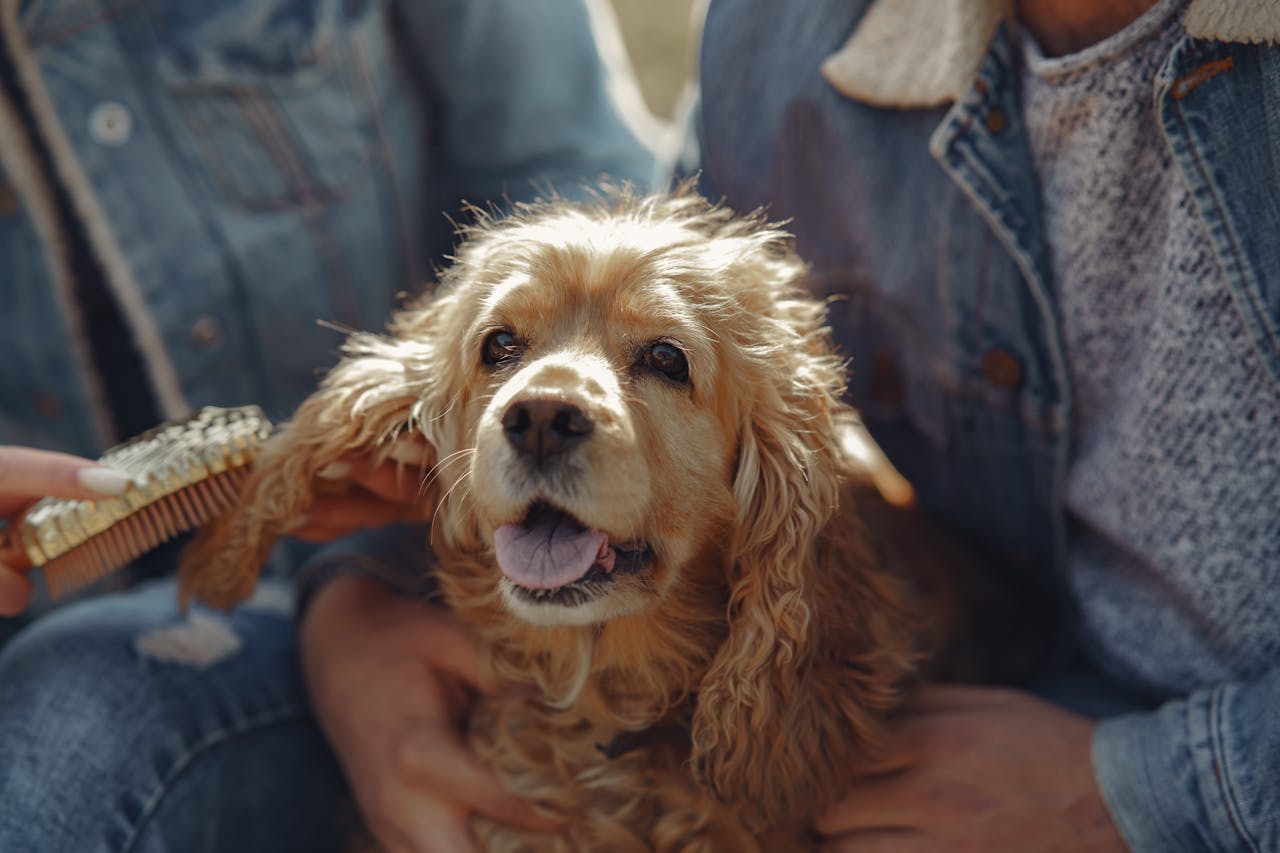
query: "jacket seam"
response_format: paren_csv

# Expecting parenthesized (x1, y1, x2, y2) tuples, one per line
(1208, 687, 1261, 852)
(1167, 68, 1280, 381)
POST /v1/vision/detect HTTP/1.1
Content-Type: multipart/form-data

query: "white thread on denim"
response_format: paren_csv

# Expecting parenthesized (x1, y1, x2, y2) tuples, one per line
(134, 613, 242, 667)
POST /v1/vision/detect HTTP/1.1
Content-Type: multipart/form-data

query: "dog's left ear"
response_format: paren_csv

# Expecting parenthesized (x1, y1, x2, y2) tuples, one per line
(689, 298, 910, 828)
(178, 289, 470, 610)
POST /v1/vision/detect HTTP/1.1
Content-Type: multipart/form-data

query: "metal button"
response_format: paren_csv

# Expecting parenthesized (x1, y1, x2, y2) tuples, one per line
(89, 101, 133, 146)
(189, 316, 223, 348)
(33, 392, 64, 419)
(981, 348, 1023, 390)
(985, 108, 1008, 134)
(0, 183, 18, 216)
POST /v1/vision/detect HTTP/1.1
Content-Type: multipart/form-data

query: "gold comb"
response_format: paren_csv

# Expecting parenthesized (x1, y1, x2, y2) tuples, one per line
(0, 405, 272, 598)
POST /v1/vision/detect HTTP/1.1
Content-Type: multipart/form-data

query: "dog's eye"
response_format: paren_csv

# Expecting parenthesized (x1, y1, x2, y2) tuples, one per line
(644, 342, 689, 383)
(482, 329, 523, 367)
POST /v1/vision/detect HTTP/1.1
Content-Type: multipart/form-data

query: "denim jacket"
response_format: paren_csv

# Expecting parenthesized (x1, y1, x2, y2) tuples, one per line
(700, 1, 1279, 850)
(0, 0, 655, 457)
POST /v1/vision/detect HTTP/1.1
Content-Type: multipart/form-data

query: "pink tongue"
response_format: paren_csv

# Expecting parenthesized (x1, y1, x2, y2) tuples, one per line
(494, 515, 608, 590)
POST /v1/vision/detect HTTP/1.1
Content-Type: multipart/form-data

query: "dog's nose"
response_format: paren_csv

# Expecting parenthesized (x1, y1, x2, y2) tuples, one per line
(502, 399, 594, 464)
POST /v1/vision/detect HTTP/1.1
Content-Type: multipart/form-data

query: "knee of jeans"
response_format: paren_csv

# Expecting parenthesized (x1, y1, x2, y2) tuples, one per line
(0, 581, 301, 758)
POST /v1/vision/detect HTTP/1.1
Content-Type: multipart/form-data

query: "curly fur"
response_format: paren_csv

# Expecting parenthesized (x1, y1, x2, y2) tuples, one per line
(181, 188, 968, 850)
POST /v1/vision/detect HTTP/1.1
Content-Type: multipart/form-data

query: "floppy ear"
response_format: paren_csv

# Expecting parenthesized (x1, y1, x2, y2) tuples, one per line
(178, 290, 468, 610)
(689, 301, 916, 829)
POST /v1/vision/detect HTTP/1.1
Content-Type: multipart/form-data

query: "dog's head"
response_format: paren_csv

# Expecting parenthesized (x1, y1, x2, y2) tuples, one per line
(387, 191, 848, 633)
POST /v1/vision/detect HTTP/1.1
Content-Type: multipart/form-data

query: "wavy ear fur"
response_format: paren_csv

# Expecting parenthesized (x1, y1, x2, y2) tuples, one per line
(178, 289, 468, 610)
(689, 269, 918, 829)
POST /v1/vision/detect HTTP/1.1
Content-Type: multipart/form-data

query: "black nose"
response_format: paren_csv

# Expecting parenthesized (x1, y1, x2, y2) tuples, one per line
(502, 399, 594, 464)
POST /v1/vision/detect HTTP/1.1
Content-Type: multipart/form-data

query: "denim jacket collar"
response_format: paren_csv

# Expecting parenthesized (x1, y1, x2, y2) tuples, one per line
(822, 0, 1280, 107)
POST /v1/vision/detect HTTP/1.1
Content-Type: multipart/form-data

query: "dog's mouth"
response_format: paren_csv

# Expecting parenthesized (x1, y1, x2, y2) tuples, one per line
(494, 501, 652, 605)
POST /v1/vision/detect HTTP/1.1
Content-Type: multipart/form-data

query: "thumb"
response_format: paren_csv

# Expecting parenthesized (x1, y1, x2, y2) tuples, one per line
(413, 609, 512, 698)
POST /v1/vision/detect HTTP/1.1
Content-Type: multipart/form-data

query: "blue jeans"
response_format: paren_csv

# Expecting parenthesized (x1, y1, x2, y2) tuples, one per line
(0, 580, 352, 853)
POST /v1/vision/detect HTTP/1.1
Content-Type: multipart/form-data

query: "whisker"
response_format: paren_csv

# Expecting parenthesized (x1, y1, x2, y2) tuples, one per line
(421, 447, 476, 496)
(429, 470, 473, 546)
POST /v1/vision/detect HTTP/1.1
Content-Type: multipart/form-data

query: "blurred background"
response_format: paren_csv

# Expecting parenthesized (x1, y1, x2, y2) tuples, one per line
(597, 0, 703, 177)
(608, 0, 701, 121)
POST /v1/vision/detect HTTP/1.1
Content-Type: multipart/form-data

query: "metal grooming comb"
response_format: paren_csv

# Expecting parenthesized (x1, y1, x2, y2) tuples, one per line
(0, 405, 272, 598)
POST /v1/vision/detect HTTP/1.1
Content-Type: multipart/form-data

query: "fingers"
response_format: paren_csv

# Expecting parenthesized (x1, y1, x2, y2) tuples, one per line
(397, 722, 555, 832)
(814, 770, 923, 836)
(370, 795, 482, 853)
(897, 684, 1016, 715)
(318, 454, 427, 504)
(0, 565, 34, 616)
(291, 453, 431, 541)
(0, 446, 130, 502)
(287, 491, 410, 542)
(819, 829, 930, 853)
(409, 605, 509, 698)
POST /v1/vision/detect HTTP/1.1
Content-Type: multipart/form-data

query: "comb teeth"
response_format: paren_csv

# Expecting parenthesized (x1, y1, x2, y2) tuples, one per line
(42, 468, 252, 598)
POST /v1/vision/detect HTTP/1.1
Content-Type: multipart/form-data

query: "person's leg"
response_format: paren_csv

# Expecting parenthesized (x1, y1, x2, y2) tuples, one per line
(0, 579, 354, 853)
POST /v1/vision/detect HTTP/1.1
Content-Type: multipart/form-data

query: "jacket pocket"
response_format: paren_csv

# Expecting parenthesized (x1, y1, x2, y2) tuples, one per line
(155, 0, 381, 211)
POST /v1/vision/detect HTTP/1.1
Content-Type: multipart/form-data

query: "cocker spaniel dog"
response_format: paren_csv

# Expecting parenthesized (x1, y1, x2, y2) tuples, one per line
(180, 189, 1042, 850)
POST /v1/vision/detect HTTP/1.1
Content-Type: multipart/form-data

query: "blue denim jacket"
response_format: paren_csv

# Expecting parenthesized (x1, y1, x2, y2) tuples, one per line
(700, 1, 1279, 850)
(0, 0, 655, 457)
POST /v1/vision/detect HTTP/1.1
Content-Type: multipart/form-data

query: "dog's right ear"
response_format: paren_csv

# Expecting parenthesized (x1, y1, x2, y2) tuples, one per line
(178, 289, 468, 610)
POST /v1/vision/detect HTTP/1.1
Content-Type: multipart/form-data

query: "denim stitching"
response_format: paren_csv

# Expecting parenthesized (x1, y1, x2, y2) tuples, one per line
(119, 703, 312, 853)
(28, 0, 141, 49)
(1208, 687, 1261, 853)
(238, 88, 359, 325)
(1168, 63, 1280, 367)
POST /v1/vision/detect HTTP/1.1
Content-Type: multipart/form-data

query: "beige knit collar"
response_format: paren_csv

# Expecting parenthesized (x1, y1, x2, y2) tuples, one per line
(823, 0, 1280, 108)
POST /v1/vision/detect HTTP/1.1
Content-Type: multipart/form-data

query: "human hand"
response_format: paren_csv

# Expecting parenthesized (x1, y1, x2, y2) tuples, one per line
(288, 441, 432, 543)
(815, 685, 1128, 853)
(300, 574, 551, 853)
(0, 445, 132, 615)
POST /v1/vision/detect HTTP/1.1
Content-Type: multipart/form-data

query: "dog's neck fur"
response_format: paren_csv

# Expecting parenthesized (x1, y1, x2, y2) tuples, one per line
(434, 535, 733, 731)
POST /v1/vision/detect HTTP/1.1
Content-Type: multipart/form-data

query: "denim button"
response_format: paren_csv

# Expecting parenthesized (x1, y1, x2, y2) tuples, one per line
(982, 348, 1022, 390)
(985, 108, 1008, 134)
(89, 101, 133, 146)
(189, 316, 223, 349)
(0, 183, 18, 216)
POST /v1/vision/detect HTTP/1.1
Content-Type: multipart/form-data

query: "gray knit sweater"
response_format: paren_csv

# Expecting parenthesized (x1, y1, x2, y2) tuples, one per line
(1020, 0, 1280, 696)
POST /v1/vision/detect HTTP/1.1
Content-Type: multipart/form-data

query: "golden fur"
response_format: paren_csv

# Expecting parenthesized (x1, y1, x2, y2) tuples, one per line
(180, 189, 1029, 850)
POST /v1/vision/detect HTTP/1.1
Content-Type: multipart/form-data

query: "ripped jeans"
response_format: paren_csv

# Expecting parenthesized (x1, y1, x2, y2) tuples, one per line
(0, 580, 351, 852)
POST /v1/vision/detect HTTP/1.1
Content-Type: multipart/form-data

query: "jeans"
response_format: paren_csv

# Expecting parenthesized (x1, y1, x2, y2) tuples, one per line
(0, 580, 352, 853)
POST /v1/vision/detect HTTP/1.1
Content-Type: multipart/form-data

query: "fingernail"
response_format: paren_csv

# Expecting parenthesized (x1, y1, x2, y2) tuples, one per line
(316, 462, 352, 480)
(76, 466, 132, 496)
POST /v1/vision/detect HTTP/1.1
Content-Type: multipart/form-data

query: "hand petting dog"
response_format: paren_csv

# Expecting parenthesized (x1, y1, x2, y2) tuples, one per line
(816, 686, 1126, 853)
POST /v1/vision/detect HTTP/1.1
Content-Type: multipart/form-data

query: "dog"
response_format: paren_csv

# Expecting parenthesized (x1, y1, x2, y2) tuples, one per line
(179, 188, 1048, 850)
